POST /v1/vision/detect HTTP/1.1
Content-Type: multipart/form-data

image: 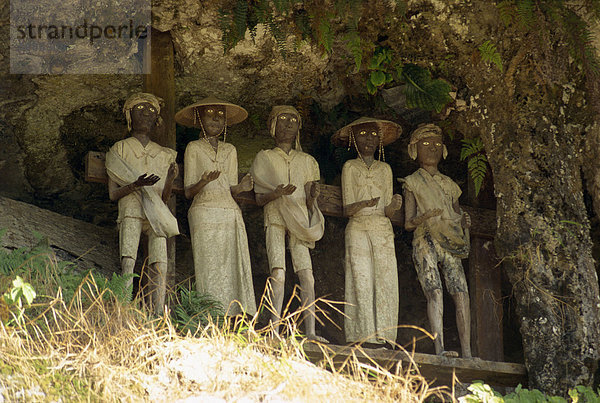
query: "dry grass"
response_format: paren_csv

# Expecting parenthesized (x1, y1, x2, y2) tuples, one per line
(0, 272, 450, 402)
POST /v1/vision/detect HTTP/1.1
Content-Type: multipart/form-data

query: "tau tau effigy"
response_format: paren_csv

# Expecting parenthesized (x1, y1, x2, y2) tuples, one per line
(250, 105, 327, 343)
(400, 123, 472, 358)
(106, 92, 179, 315)
(176, 96, 257, 317)
(332, 117, 403, 346)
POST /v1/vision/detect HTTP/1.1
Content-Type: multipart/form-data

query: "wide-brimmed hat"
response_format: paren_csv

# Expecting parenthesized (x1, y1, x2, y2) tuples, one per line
(332, 117, 402, 147)
(175, 96, 248, 127)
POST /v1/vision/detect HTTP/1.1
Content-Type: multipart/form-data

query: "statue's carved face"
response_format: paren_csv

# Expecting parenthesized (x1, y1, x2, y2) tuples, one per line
(198, 105, 226, 137)
(353, 122, 380, 158)
(130, 102, 158, 132)
(416, 135, 443, 166)
(274, 113, 300, 144)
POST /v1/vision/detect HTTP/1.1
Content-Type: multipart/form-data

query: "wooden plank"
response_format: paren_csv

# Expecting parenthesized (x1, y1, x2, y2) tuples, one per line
(85, 151, 496, 237)
(303, 343, 526, 388)
(469, 237, 504, 362)
(0, 196, 119, 277)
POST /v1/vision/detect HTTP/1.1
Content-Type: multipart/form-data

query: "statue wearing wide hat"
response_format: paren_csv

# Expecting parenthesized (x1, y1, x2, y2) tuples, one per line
(332, 117, 403, 346)
(176, 96, 257, 317)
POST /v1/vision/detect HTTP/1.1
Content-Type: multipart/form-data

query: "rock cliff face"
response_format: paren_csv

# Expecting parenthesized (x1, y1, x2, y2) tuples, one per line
(2, 0, 600, 394)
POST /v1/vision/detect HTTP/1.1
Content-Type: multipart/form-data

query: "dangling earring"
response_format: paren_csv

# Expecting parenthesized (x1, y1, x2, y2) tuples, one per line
(349, 127, 366, 166)
(222, 110, 227, 144)
(347, 128, 352, 151)
(378, 133, 385, 162)
(196, 108, 208, 140)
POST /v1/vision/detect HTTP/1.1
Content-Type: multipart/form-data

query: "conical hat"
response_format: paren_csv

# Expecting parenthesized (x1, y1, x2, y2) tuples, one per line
(332, 117, 402, 146)
(175, 96, 248, 127)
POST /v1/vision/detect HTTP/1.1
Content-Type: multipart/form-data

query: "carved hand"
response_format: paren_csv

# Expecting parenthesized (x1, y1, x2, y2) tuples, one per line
(238, 174, 254, 192)
(364, 197, 380, 208)
(134, 173, 160, 188)
(388, 194, 403, 211)
(275, 184, 296, 197)
(462, 211, 471, 229)
(166, 162, 178, 183)
(201, 170, 221, 183)
(411, 208, 443, 227)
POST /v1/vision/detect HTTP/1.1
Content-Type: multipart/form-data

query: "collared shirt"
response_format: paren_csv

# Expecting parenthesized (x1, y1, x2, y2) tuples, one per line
(251, 147, 320, 227)
(342, 159, 393, 231)
(184, 139, 239, 210)
(111, 136, 176, 221)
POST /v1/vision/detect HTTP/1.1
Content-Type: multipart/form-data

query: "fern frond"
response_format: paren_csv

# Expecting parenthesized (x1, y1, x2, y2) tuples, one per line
(400, 64, 453, 112)
(468, 154, 488, 197)
(318, 15, 334, 54)
(516, 0, 535, 28)
(461, 137, 488, 197)
(497, 0, 516, 26)
(344, 23, 362, 72)
(478, 40, 503, 72)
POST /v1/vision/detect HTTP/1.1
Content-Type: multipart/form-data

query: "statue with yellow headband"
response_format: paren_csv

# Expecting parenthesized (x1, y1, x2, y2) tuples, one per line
(175, 96, 257, 317)
(401, 123, 472, 358)
(106, 92, 179, 315)
(332, 117, 403, 347)
(250, 105, 327, 343)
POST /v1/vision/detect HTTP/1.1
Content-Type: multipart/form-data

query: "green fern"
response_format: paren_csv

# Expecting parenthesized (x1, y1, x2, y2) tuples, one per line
(399, 63, 453, 113)
(172, 286, 225, 335)
(460, 137, 488, 197)
(92, 272, 136, 303)
(478, 40, 503, 72)
(318, 15, 334, 54)
(497, 0, 516, 26)
(344, 25, 362, 72)
(516, 0, 535, 28)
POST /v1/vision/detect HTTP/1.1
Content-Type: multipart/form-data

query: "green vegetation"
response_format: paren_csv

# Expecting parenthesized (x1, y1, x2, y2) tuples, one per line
(461, 381, 600, 403)
(0, 231, 447, 400)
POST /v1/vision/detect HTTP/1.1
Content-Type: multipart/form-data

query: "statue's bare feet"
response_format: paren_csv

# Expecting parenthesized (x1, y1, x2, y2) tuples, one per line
(307, 334, 329, 344)
(440, 350, 459, 358)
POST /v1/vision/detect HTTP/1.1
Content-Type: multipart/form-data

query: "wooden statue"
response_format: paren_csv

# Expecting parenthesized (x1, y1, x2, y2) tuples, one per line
(176, 96, 257, 317)
(250, 105, 327, 342)
(332, 117, 403, 346)
(106, 92, 179, 315)
(401, 123, 472, 358)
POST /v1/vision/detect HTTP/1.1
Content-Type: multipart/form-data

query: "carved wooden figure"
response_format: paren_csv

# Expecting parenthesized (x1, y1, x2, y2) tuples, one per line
(401, 123, 472, 358)
(332, 117, 402, 346)
(106, 92, 179, 315)
(176, 96, 257, 317)
(250, 105, 327, 342)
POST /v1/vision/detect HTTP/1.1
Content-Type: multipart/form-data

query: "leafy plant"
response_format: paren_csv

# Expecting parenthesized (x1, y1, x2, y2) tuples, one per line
(479, 40, 503, 72)
(172, 285, 225, 335)
(399, 63, 453, 113)
(460, 137, 489, 197)
(460, 381, 600, 403)
(3, 275, 36, 325)
(495, 0, 600, 75)
(366, 46, 394, 95)
(92, 271, 137, 304)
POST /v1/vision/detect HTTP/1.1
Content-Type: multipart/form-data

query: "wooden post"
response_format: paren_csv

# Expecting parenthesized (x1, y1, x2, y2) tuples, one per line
(142, 28, 178, 304)
(467, 167, 504, 361)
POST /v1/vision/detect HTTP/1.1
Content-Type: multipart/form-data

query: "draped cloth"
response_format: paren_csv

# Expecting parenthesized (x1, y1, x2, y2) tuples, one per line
(250, 148, 324, 248)
(402, 168, 469, 258)
(106, 146, 179, 238)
